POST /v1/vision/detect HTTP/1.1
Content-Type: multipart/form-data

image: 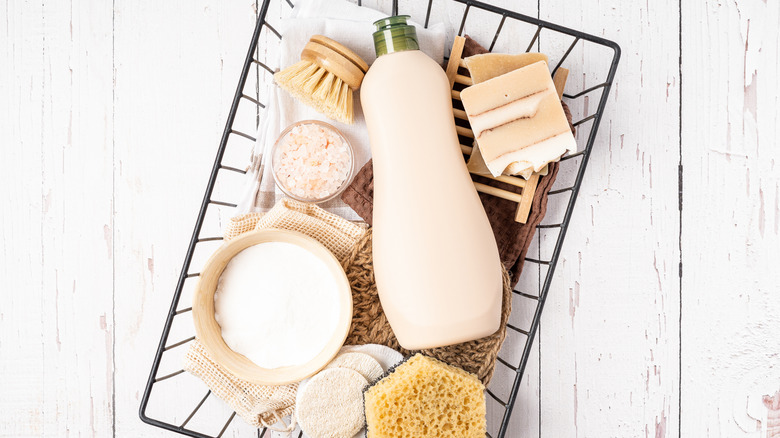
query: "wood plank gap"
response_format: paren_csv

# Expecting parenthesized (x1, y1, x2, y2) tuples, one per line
(677, 0, 683, 435)
(112, 1, 117, 435)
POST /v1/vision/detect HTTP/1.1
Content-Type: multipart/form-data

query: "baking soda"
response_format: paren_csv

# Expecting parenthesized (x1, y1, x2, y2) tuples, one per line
(214, 242, 341, 369)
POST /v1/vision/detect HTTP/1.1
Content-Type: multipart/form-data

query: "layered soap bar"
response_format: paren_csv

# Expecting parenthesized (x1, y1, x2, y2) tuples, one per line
(463, 52, 549, 179)
(460, 60, 576, 177)
(463, 52, 548, 84)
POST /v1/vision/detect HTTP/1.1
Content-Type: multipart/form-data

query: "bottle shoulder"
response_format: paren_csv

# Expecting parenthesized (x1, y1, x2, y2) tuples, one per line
(366, 51, 444, 76)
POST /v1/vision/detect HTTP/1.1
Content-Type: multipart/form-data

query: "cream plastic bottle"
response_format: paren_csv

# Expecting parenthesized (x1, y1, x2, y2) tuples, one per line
(361, 16, 503, 350)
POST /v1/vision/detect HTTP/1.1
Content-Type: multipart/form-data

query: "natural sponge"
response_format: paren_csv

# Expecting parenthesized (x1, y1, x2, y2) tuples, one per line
(364, 354, 486, 438)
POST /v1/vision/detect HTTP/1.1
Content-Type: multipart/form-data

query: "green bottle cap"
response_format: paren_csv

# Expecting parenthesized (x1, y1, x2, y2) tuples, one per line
(372, 15, 420, 57)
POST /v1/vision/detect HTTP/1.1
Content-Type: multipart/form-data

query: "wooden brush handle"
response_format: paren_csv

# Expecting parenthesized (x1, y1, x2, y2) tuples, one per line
(301, 35, 368, 90)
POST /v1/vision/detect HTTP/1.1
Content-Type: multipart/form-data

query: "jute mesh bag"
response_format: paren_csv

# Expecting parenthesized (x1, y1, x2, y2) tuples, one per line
(183, 199, 368, 430)
(184, 340, 298, 430)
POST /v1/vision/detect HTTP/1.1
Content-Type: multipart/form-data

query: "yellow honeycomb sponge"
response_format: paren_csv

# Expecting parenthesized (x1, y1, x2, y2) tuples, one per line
(364, 354, 486, 438)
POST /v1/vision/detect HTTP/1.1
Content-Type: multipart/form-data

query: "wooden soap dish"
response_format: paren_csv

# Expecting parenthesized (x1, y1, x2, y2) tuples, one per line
(445, 36, 569, 224)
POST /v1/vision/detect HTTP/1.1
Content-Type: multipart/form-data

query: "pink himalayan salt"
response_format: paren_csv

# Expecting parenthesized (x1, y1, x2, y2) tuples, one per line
(273, 123, 352, 201)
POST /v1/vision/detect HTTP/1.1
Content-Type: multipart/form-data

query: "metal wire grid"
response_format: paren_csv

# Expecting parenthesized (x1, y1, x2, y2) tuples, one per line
(138, 0, 620, 437)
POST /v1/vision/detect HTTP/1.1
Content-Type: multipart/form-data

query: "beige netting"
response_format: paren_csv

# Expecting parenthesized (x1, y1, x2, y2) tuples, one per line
(252, 199, 367, 260)
(183, 340, 298, 430)
(184, 199, 368, 431)
(223, 213, 263, 241)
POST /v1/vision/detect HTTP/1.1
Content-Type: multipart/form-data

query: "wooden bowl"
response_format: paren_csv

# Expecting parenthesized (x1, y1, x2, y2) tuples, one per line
(192, 228, 353, 385)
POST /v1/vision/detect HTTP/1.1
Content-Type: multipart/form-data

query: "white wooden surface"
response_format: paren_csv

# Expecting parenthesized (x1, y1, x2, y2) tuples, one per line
(2, 0, 779, 437)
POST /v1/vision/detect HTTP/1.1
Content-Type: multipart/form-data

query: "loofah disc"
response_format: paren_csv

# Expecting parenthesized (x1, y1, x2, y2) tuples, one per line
(340, 344, 404, 372)
(296, 368, 368, 438)
(325, 352, 384, 383)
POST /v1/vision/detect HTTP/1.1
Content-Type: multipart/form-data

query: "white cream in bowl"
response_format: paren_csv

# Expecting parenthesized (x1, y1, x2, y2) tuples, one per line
(214, 241, 341, 369)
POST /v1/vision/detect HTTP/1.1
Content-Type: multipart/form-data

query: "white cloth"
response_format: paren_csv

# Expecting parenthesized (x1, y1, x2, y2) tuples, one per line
(235, 0, 446, 220)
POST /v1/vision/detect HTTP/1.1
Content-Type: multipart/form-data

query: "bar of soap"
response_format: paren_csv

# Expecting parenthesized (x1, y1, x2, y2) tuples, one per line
(460, 61, 576, 177)
(463, 53, 551, 179)
(463, 52, 548, 84)
(468, 143, 548, 179)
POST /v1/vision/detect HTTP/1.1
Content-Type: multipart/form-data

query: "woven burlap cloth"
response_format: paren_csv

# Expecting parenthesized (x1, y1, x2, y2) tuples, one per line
(184, 198, 512, 429)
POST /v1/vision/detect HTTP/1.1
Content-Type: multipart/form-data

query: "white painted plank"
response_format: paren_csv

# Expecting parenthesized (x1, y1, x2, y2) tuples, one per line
(681, 1, 780, 436)
(29, 1, 116, 436)
(0, 1, 46, 436)
(538, 1, 681, 437)
(112, 1, 259, 436)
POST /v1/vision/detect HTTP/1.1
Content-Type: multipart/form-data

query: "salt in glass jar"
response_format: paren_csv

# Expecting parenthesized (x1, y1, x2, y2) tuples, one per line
(271, 120, 355, 204)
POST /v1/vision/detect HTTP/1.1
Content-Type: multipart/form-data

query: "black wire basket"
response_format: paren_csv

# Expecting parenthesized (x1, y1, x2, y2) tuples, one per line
(139, 0, 620, 437)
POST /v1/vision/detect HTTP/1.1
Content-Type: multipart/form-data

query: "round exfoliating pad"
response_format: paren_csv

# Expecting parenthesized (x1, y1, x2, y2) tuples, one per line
(325, 352, 384, 383)
(296, 368, 368, 438)
(340, 344, 404, 372)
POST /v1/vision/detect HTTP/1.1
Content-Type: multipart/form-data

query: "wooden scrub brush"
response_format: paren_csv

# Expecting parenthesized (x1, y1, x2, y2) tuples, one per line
(274, 35, 369, 124)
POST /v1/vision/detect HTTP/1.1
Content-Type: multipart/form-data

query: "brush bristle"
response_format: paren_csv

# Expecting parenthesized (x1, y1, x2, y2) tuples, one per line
(274, 60, 354, 124)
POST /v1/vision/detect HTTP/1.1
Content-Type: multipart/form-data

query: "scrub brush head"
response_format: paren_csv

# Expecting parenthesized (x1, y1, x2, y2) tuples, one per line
(274, 35, 369, 124)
